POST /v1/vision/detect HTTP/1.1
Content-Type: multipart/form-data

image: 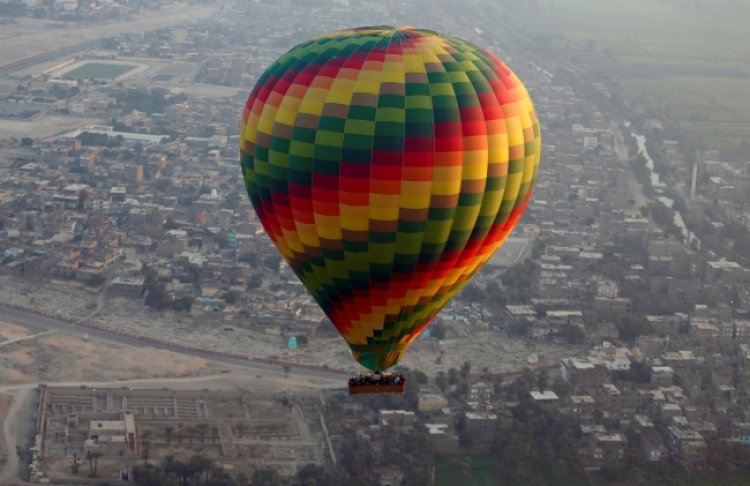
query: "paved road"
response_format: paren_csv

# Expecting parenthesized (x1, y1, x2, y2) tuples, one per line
(0, 304, 347, 382)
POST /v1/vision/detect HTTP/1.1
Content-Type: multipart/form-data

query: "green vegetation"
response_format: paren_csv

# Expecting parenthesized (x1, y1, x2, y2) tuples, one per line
(498, 0, 750, 156)
(435, 454, 495, 486)
(63, 62, 137, 80)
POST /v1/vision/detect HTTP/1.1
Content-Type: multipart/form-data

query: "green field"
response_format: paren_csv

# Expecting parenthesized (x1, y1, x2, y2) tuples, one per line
(495, 0, 750, 154)
(435, 454, 495, 486)
(63, 62, 137, 80)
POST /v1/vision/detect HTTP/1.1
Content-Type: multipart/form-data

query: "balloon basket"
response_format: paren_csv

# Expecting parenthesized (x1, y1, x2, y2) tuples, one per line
(348, 374, 405, 395)
(349, 383, 405, 395)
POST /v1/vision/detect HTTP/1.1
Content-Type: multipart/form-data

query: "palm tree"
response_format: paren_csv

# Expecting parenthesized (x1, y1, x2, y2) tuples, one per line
(448, 367, 459, 386)
(211, 425, 220, 444)
(481, 366, 490, 381)
(536, 369, 549, 392)
(189, 453, 213, 483)
(70, 453, 79, 474)
(162, 454, 178, 475)
(177, 423, 183, 444)
(165, 425, 174, 444)
(187, 426, 196, 447)
(196, 423, 209, 444)
(460, 360, 472, 380)
(91, 451, 102, 477)
(142, 439, 151, 464)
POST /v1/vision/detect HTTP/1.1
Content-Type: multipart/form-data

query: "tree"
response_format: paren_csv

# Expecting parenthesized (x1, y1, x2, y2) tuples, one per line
(429, 321, 446, 340)
(459, 429, 474, 449)
(20, 137, 33, 147)
(435, 371, 448, 392)
(142, 438, 151, 464)
(448, 367, 459, 386)
(189, 453, 213, 484)
(86, 274, 106, 287)
(460, 361, 472, 381)
(295, 463, 349, 486)
(70, 453, 79, 474)
(171, 296, 193, 312)
(411, 369, 428, 384)
(155, 178, 172, 192)
(176, 423, 183, 444)
(238, 252, 257, 264)
(164, 425, 174, 445)
(536, 369, 548, 392)
(224, 191, 240, 210)
(211, 425, 220, 444)
(86, 450, 94, 475)
(88, 451, 102, 477)
(251, 467, 284, 486)
(196, 423, 209, 444)
(263, 255, 282, 271)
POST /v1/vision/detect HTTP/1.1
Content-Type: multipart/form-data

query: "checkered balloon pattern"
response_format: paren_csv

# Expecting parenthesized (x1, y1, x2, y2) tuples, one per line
(241, 26, 541, 371)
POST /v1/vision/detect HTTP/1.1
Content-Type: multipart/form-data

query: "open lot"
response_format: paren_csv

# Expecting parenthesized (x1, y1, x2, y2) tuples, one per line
(508, 0, 750, 153)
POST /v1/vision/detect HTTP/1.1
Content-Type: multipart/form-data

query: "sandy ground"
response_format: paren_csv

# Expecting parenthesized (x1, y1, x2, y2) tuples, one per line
(0, 388, 30, 486)
(0, 274, 575, 378)
(0, 115, 106, 141)
(0, 4, 220, 66)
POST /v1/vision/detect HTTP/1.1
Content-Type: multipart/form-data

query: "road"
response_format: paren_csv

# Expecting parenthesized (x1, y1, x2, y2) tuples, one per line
(610, 120, 648, 209)
(0, 331, 54, 349)
(0, 388, 30, 484)
(0, 303, 347, 382)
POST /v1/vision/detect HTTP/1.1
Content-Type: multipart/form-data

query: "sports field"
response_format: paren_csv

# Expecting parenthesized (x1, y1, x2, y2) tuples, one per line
(62, 62, 137, 80)
(435, 454, 495, 486)
(498, 0, 750, 154)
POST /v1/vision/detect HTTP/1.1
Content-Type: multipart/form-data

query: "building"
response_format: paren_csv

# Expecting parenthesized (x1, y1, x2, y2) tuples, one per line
(464, 411, 498, 445)
(84, 411, 137, 456)
(529, 390, 560, 410)
(417, 386, 449, 413)
(666, 426, 706, 467)
(569, 395, 596, 417)
(109, 276, 145, 298)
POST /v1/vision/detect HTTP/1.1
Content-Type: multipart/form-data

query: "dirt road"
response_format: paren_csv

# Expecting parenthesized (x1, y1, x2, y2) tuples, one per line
(0, 388, 31, 484)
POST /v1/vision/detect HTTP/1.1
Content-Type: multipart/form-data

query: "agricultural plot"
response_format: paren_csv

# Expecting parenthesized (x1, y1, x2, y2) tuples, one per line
(501, 0, 750, 152)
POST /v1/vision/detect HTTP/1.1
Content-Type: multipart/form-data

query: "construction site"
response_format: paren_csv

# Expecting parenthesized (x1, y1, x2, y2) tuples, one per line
(32, 386, 327, 483)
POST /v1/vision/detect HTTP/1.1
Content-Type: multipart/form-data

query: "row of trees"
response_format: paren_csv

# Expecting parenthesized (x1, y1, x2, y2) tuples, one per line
(133, 455, 347, 486)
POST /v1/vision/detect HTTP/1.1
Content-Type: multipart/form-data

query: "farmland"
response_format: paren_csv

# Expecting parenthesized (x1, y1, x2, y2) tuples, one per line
(495, 0, 750, 153)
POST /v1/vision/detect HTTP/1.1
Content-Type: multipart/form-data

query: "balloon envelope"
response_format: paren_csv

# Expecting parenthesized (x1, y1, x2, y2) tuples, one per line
(241, 26, 541, 371)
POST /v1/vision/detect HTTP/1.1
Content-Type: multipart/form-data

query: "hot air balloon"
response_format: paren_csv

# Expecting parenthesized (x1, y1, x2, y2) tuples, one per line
(240, 26, 541, 381)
